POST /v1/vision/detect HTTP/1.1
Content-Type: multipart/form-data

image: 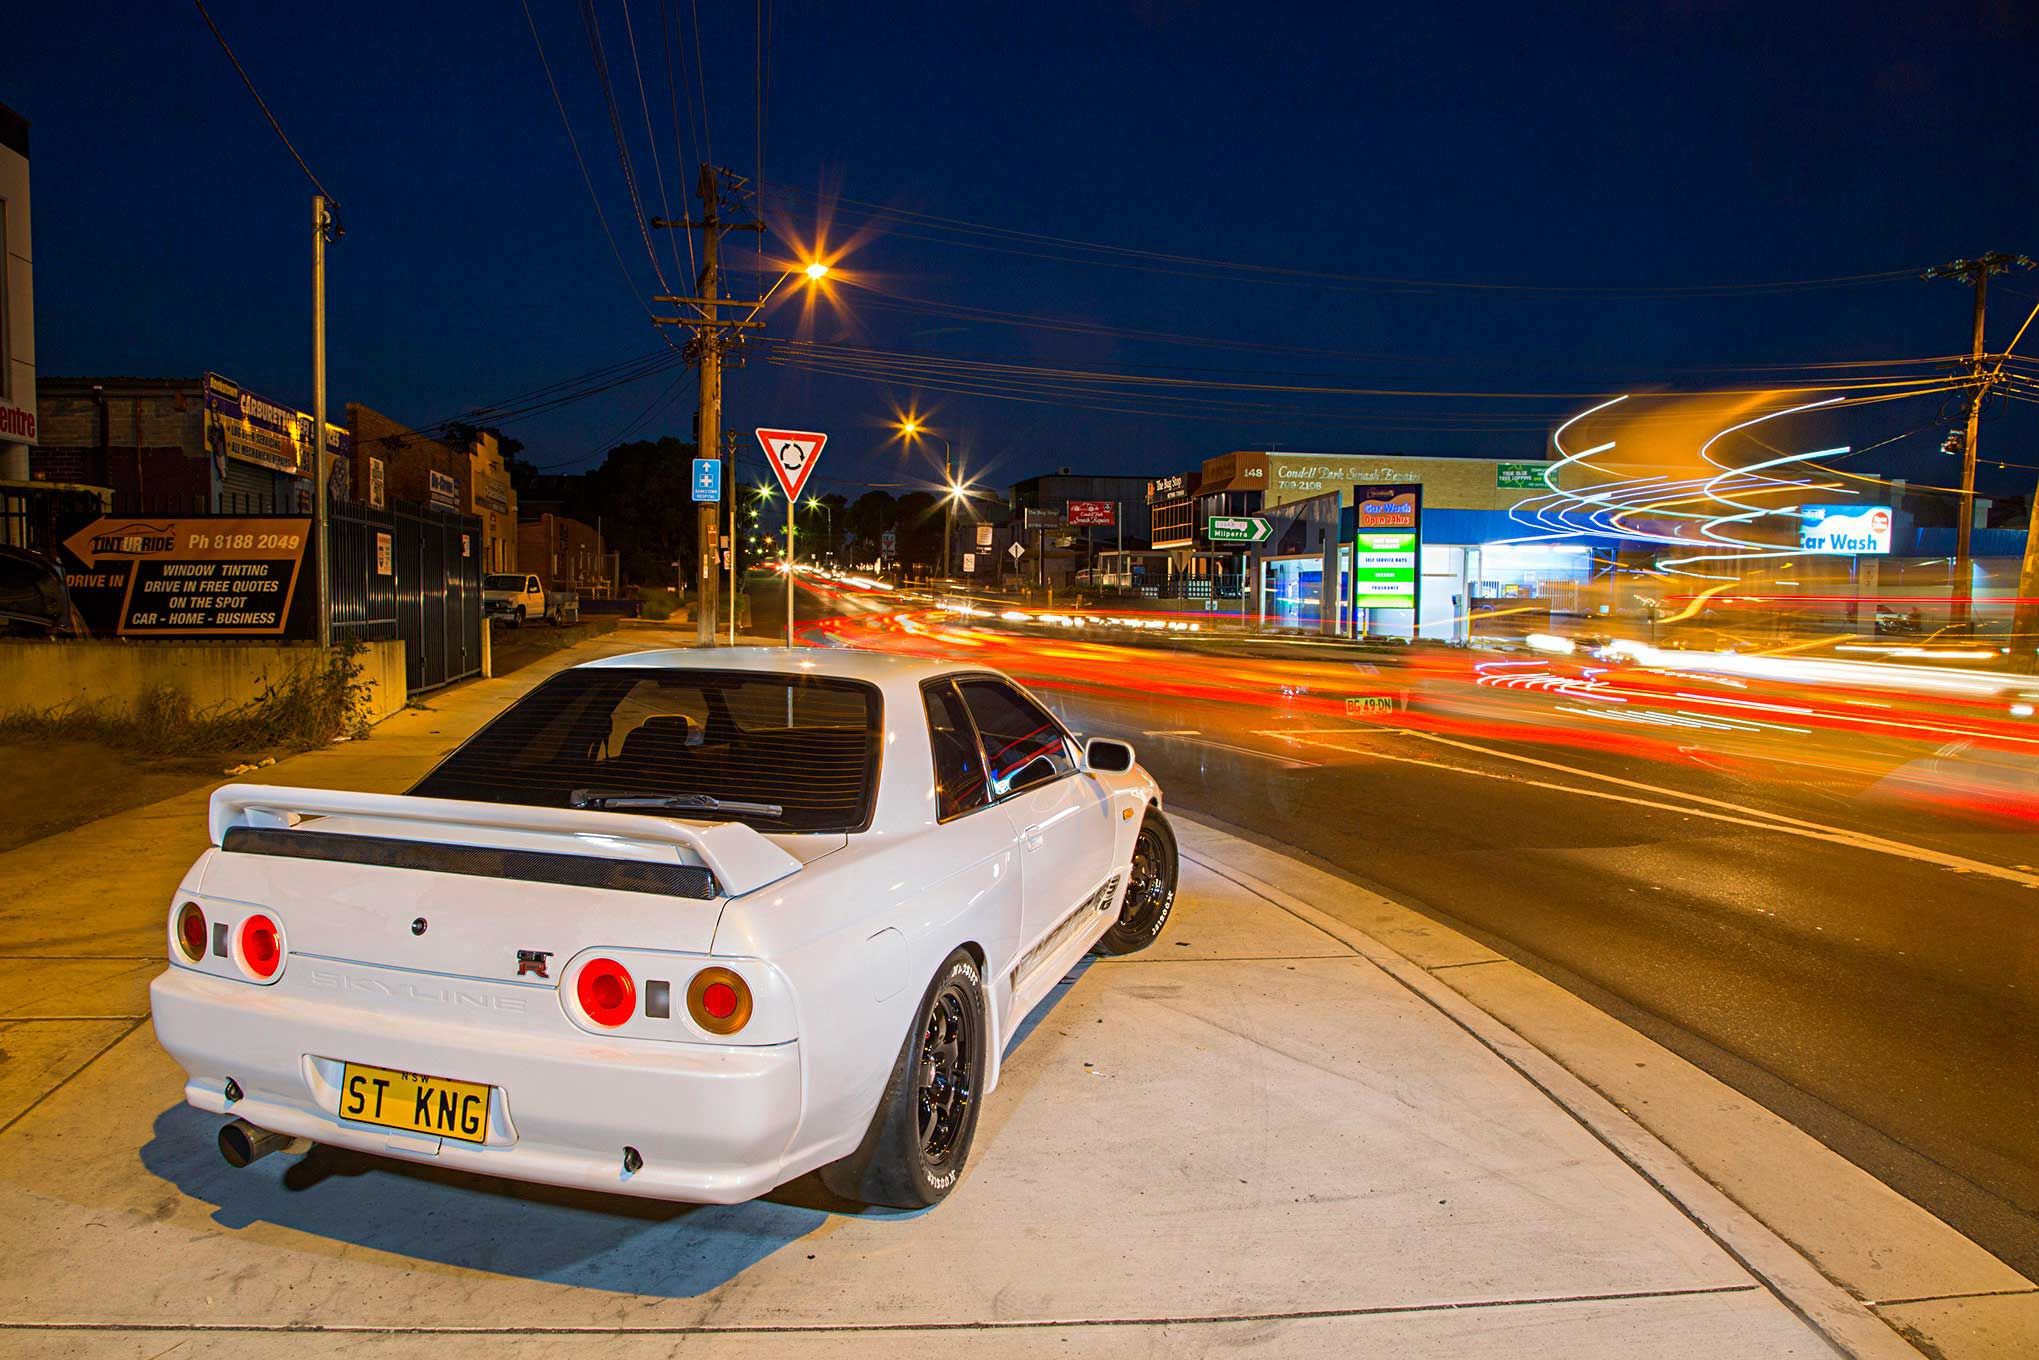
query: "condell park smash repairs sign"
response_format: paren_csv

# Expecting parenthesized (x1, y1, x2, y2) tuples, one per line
(61, 517, 313, 637)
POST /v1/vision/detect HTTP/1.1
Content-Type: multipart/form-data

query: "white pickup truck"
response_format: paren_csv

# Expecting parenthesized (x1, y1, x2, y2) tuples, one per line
(482, 573, 577, 627)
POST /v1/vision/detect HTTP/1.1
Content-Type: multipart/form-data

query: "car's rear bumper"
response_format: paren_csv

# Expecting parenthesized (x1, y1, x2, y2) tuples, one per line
(149, 965, 804, 1203)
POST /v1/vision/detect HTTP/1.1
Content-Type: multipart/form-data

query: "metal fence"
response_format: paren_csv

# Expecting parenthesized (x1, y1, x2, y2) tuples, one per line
(330, 501, 482, 693)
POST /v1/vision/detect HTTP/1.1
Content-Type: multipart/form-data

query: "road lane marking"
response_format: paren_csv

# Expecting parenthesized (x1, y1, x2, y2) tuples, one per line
(1255, 728, 2039, 890)
(1165, 734, 1317, 768)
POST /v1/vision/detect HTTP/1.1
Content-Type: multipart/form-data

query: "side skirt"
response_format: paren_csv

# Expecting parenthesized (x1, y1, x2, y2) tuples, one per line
(1004, 873, 1123, 1041)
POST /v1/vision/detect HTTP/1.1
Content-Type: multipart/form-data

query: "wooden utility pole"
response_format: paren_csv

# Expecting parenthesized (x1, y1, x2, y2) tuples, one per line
(652, 166, 765, 646)
(1925, 252, 2034, 627)
(311, 193, 332, 649)
(693, 165, 722, 647)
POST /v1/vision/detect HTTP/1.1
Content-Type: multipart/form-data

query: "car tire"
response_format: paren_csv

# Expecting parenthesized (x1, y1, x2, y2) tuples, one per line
(1095, 808, 1177, 955)
(819, 948, 987, 1209)
(511, 607, 524, 629)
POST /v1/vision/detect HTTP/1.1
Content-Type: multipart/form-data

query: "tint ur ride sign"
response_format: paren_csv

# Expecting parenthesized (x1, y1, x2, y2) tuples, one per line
(58, 516, 311, 638)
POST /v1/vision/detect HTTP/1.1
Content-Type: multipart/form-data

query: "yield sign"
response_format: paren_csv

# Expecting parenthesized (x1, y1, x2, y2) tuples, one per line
(756, 427, 827, 502)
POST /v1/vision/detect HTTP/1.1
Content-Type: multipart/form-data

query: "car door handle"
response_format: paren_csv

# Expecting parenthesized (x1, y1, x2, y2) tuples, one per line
(1022, 824, 1045, 851)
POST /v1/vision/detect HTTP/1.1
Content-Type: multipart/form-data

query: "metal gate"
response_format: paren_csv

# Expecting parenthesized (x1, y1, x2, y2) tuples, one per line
(330, 500, 481, 693)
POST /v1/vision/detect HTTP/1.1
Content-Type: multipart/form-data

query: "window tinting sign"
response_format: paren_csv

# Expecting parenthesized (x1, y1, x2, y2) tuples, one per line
(59, 516, 311, 637)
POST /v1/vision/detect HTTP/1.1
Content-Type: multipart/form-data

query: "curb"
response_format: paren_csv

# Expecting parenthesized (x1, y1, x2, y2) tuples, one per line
(1174, 816, 1945, 1360)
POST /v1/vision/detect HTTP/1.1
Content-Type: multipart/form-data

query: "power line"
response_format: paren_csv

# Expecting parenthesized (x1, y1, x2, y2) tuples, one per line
(766, 184, 1918, 298)
(579, 0, 674, 295)
(660, 0, 699, 281)
(520, 0, 673, 339)
(192, 0, 339, 213)
(688, 0, 714, 163)
(620, 0, 686, 286)
(755, 0, 769, 294)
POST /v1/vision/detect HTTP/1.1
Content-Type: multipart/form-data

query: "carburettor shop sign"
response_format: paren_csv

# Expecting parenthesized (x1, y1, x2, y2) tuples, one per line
(203, 372, 348, 475)
(1351, 483, 1421, 609)
(60, 516, 312, 637)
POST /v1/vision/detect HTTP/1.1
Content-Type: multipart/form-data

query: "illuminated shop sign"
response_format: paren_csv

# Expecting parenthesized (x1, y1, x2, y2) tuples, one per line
(1352, 483, 1422, 610)
(1797, 505, 1892, 555)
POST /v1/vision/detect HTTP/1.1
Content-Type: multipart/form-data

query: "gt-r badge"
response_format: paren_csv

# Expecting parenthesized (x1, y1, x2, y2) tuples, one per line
(516, 950, 553, 978)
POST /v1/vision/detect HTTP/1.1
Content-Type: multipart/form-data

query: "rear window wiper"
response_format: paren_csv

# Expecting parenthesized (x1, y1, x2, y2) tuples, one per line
(570, 788, 784, 818)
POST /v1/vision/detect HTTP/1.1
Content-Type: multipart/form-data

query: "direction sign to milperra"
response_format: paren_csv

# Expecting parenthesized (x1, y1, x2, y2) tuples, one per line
(1206, 515, 1272, 544)
(755, 428, 828, 501)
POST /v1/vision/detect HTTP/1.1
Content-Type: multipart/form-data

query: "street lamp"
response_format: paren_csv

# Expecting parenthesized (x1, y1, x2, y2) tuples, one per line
(896, 417, 956, 582)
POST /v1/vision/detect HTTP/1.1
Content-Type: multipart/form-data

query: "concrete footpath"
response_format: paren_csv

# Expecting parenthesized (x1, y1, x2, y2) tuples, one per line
(0, 626, 2023, 1357)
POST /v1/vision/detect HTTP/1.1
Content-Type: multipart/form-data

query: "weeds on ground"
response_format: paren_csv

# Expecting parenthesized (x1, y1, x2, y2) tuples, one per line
(0, 646, 374, 757)
(637, 587, 679, 621)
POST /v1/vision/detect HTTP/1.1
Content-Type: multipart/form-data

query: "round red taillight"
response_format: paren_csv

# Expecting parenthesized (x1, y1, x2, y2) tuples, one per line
(238, 913, 282, 980)
(686, 967, 753, 1036)
(175, 902, 207, 962)
(576, 958, 637, 1027)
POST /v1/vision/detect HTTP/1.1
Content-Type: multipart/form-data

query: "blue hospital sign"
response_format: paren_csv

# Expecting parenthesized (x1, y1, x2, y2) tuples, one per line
(692, 458, 723, 503)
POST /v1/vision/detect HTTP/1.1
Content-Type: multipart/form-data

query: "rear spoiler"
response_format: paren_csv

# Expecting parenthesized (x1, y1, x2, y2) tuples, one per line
(208, 784, 803, 898)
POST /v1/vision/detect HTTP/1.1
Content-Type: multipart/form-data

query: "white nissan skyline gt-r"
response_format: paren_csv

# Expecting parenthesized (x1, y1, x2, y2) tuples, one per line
(150, 648, 1177, 1209)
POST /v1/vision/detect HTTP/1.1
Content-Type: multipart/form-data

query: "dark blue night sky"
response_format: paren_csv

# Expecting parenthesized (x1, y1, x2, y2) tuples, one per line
(6, 2, 2038, 499)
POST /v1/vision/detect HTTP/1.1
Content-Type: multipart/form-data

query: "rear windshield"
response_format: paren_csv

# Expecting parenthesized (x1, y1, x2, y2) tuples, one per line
(410, 667, 882, 833)
(483, 574, 526, 591)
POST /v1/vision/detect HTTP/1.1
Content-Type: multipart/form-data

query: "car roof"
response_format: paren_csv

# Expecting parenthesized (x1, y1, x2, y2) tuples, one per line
(573, 646, 980, 687)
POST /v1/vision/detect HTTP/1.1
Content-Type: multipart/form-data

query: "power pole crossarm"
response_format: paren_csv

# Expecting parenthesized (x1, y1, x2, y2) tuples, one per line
(1926, 251, 2035, 629)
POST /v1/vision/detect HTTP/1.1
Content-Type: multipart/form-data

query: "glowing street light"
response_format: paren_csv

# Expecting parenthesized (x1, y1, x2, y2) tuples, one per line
(804, 260, 831, 282)
(895, 415, 959, 580)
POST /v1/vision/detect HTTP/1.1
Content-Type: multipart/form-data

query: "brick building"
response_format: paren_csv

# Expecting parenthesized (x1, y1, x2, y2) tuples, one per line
(345, 404, 517, 572)
(0, 102, 38, 536)
(34, 373, 346, 515)
(517, 512, 611, 596)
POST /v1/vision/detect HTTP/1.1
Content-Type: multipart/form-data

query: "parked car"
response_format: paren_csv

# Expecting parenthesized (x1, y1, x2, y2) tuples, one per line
(0, 545, 82, 637)
(482, 572, 541, 627)
(483, 572, 578, 627)
(150, 650, 1176, 1209)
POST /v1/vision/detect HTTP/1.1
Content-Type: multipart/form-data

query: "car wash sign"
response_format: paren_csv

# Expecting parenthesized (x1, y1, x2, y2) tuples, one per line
(60, 516, 313, 637)
(1352, 483, 1421, 610)
(1798, 505, 1892, 555)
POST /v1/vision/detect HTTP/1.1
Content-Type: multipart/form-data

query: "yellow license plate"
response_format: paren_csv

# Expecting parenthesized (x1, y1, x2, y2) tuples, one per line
(338, 1062, 493, 1144)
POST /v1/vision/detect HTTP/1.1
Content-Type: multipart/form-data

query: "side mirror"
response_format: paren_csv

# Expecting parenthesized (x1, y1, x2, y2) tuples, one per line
(1081, 737, 1136, 775)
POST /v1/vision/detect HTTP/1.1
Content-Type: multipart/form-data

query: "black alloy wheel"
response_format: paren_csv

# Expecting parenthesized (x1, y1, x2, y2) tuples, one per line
(1096, 808, 1178, 955)
(820, 948, 988, 1209)
(917, 981, 977, 1165)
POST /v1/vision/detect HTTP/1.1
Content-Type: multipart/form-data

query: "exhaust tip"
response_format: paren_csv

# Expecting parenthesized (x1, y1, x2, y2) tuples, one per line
(218, 1117, 304, 1168)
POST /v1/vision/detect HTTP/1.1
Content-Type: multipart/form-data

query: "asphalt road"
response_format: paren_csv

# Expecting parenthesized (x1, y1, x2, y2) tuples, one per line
(814, 594, 2039, 1278)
